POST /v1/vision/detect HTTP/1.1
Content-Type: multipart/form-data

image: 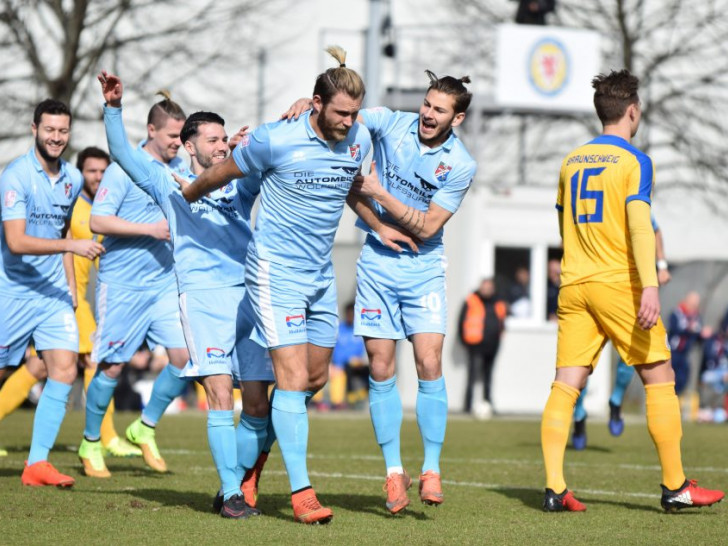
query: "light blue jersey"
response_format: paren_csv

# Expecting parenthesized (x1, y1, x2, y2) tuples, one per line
(91, 142, 185, 291)
(104, 106, 259, 292)
(232, 110, 372, 269)
(357, 107, 476, 254)
(0, 148, 83, 298)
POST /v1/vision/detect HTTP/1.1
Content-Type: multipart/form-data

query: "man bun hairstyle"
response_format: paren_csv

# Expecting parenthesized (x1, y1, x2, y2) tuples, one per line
(147, 89, 186, 129)
(33, 98, 72, 125)
(592, 69, 640, 125)
(425, 70, 473, 114)
(312, 45, 366, 105)
(180, 111, 225, 144)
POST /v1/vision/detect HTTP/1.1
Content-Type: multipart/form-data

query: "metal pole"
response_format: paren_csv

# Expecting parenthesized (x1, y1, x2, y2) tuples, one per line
(365, 0, 382, 108)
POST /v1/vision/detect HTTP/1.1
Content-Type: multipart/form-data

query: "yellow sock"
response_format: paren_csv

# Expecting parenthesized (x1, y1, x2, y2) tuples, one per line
(195, 381, 207, 409)
(645, 382, 686, 490)
(0, 365, 38, 421)
(84, 367, 118, 445)
(329, 371, 347, 406)
(541, 381, 580, 493)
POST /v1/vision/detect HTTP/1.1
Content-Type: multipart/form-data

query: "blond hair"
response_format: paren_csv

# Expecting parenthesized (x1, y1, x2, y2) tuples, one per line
(312, 45, 366, 104)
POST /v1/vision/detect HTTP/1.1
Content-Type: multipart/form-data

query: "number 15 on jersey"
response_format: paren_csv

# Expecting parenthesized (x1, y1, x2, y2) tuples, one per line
(570, 167, 605, 224)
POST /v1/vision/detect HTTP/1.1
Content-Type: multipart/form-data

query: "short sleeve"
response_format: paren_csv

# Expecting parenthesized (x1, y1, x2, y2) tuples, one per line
(0, 168, 28, 221)
(232, 125, 273, 177)
(360, 107, 395, 140)
(431, 161, 476, 214)
(92, 164, 129, 217)
(625, 154, 653, 205)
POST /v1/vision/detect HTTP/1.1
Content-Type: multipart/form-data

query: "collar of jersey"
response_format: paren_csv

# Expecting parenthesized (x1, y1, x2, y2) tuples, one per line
(408, 118, 455, 153)
(302, 110, 325, 143)
(28, 146, 69, 182)
(589, 134, 630, 148)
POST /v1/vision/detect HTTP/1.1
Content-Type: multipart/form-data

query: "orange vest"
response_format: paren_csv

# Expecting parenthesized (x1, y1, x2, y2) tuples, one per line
(462, 293, 506, 345)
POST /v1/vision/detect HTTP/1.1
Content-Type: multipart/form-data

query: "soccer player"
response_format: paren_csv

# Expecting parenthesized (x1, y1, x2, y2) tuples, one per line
(79, 92, 192, 478)
(571, 214, 672, 449)
(0, 99, 105, 486)
(97, 70, 274, 519)
(0, 147, 140, 458)
(541, 69, 724, 512)
(181, 46, 413, 524)
(284, 71, 475, 513)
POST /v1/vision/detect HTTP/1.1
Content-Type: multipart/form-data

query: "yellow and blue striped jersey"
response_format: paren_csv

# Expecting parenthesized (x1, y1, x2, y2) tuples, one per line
(556, 134, 653, 287)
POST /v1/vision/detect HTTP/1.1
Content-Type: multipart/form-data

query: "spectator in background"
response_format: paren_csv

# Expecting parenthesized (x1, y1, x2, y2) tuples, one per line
(698, 330, 728, 423)
(458, 279, 507, 419)
(513, 0, 556, 25)
(508, 266, 531, 318)
(546, 259, 561, 321)
(668, 291, 712, 396)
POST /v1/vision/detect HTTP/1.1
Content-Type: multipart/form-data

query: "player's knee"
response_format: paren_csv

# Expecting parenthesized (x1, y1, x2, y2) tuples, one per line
(207, 387, 234, 411)
(99, 362, 123, 380)
(415, 353, 442, 380)
(243, 397, 270, 417)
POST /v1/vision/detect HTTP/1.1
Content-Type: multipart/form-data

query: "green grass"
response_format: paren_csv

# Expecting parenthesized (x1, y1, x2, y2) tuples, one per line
(1, 410, 726, 545)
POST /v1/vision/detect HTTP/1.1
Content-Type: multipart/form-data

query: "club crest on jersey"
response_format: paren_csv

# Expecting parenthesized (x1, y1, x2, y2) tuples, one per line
(206, 347, 225, 359)
(64, 182, 72, 198)
(4, 190, 16, 208)
(221, 183, 233, 194)
(434, 162, 452, 182)
(96, 187, 109, 203)
(349, 144, 361, 161)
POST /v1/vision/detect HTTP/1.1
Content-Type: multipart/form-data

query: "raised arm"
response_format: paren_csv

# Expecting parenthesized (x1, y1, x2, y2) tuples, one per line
(351, 162, 453, 239)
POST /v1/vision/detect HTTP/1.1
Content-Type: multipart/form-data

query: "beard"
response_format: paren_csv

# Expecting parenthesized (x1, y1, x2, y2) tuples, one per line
(35, 135, 67, 163)
(316, 108, 350, 142)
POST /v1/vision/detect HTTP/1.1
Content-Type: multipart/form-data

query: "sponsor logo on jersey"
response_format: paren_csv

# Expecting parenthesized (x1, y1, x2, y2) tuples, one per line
(96, 187, 109, 203)
(207, 347, 225, 359)
(434, 162, 452, 183)
(415, 175, 437, 192)
(528, 38, 569, 97)
(64, 182, 72, 198)
(349, 144, 361, 161)
(4, 190, 16, 208)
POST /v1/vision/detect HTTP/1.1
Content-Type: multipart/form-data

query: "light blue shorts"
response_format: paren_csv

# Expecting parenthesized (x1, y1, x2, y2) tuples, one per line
(92, 280, 187, 364)
(0, 293, 78, 368)
(179, 286, 274, 382)
(245, 250, 338, 349)
(354, 238, 448, 340)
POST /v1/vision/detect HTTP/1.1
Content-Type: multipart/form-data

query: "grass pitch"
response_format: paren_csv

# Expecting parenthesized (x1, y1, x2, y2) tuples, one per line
(1, 410, 726, 545)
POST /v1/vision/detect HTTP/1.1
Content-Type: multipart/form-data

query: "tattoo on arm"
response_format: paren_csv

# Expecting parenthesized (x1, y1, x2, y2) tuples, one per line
(398, 206, 426, 235)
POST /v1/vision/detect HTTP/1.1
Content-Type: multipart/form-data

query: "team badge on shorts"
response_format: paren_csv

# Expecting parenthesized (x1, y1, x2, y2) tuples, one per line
(285, 312, 305, 334)
(360, 308, 381, 327)
(4, 190, 16, 208)
(434, 162, 452, 183)
(206, 347, 226, 364)
(349, 144, 361, 161)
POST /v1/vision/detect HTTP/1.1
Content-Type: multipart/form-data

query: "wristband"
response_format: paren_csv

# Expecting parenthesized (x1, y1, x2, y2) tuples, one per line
(657, 259, 668, 270)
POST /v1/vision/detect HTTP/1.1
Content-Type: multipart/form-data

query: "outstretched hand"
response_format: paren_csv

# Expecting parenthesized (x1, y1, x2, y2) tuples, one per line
(98, 71, 123, 107)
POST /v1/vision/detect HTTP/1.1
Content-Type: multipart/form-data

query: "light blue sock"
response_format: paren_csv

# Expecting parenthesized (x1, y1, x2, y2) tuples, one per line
(236, 412, 269, 480)
(84, 371, 118, 440)
(610, 360, 635, 407)
(271, 390, 310, 492)
(369, 376, 403, 471)
(141, 364, 187, 426)
(574, 385, 587, 422)
(416, 376, 447, 474)
(28, 379, 72, 465)
(208, 410, 239, 501)
(262, 413, 277, 453)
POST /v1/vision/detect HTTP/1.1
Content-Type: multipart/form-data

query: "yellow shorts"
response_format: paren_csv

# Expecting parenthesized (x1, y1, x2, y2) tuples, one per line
(75, 298, 97, 355)
(556, 282, 671, 369)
